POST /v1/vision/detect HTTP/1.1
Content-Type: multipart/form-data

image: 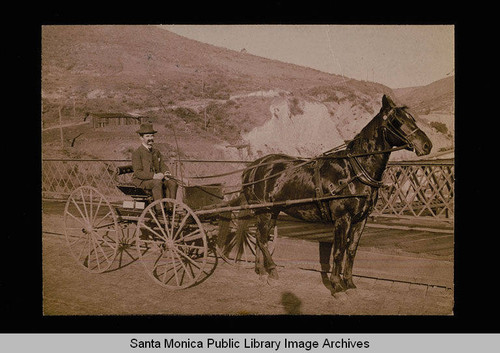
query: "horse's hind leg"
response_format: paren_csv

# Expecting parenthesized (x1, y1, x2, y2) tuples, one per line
(255, 211, 279, 282)
(319, 241, 333, 273)
(253, 212, 267, 278)
(342, 219, 367, 289)
(330, 214, 351, 294)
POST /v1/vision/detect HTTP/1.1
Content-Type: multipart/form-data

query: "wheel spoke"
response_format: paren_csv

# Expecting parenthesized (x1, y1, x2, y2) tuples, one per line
(151, 249, 165, 272)
(176, 244, 206, 250)
(140, 222, 168, 242)
(172, 246, 203, 269)
(148, 209, 169, 241)
(91, 195, 104, 225)
(65, 186, 118, 273)
(157, 258, 181, 285)
(65, 211, 88, 231)
(173, 213, 191, 241)
(93, 210, 113, 229)
(217, 211, 270, 268)
(167, 247, 180, 286)
(172, 250, 194, 280)
(178, 229, 202, 242)
(159, 205, 171, 238)
(136, 198, 207, 288)
(70, 198, 88, 223)
(80, 188, 91, 222)
(170, 203, 178, 239)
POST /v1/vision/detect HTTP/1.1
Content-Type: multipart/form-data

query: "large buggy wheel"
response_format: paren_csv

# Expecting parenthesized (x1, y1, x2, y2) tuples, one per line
(63, 186, 120, 273)
(136, 198, 209, 289)
(216, 210, 278, 268)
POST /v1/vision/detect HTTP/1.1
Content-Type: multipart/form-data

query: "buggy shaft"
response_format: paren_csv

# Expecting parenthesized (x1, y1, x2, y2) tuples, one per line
(194, 194, 369, 216)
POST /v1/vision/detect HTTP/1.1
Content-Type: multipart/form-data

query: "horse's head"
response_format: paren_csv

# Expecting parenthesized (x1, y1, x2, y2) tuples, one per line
(380, 95, 432, 156)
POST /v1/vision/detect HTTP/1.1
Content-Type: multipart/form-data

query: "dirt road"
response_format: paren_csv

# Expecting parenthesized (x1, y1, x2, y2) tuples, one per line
(42, 208, 453, 316)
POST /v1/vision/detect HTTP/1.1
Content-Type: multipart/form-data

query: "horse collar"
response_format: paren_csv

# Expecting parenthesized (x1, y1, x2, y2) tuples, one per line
(347, 154, 384, 188)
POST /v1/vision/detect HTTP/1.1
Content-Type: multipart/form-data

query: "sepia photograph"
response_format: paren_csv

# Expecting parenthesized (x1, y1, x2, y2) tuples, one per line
(41, 24, 454, 316)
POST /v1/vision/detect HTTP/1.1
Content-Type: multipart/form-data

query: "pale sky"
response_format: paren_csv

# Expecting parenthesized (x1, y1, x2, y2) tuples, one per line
(161, 25, 454, 89)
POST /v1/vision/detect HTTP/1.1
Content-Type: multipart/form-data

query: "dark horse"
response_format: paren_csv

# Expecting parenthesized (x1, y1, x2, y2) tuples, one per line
(238, 95, 432, 294)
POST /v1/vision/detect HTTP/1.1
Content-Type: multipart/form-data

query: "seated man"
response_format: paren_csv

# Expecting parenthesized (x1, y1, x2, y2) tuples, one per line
(131, 123, 178, 212)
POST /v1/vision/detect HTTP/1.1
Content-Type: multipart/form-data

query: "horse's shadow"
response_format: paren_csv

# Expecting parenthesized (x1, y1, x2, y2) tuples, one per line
(281, 291, 302, 314)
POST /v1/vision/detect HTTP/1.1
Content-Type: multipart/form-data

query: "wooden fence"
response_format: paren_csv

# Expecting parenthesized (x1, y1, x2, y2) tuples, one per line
(42, 158, 454, 223)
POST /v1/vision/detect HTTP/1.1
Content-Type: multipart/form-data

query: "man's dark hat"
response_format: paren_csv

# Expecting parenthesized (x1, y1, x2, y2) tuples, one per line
(136, 123, 157, 134)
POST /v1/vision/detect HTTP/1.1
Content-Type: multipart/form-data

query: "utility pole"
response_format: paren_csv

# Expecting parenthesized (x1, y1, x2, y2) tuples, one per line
(58, 105, 64, 148)
(204, 108, 207, 130)
(202, 77, 207, 130)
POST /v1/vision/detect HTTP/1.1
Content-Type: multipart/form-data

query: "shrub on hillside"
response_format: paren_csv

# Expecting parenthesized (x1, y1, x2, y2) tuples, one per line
(307, 86, 341, 103)
(172, 107, 201, 124)
(289, 97, 304, 116)
(430, 121, 448, 134)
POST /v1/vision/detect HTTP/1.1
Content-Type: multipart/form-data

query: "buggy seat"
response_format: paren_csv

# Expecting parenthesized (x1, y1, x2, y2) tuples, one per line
(115, 165, 152, 200)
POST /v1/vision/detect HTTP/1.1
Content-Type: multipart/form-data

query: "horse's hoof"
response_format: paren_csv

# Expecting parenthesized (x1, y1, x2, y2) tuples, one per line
(268, 268, 279, 280)
(343, 278, 357, 289)
(255, 267, 266, 276)
(330, 282, 346, 295)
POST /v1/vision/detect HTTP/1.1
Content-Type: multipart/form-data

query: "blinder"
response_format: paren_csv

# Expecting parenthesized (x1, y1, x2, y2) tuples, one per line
(382, 107, 419, 150)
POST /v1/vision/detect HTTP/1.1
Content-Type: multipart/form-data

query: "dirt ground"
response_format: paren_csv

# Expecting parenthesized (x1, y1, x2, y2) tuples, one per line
(42, 211, 453, 316)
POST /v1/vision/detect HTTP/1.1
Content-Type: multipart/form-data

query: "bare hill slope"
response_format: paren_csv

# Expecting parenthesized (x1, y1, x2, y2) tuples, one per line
(42, 25, 451, 161)
(393, 76, 454, 115)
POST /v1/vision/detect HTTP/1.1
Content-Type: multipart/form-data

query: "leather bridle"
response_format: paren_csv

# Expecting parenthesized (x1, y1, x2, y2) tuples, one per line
(382, 107, 419, 151)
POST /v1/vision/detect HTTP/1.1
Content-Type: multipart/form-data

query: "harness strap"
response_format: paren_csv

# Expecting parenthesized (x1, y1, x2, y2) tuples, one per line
(347, 155, 384, 188)
(313, 160, 332, 221)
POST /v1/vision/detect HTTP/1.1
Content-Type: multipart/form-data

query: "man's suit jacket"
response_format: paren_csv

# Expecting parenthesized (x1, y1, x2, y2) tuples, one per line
(131, 144, 169, 187)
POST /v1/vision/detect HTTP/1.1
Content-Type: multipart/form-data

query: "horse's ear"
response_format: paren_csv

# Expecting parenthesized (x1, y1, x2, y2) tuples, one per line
(382, 94, 395, 109)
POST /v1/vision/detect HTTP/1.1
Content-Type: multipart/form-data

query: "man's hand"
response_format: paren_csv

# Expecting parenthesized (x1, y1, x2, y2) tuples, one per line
(153, 172, 164, 180)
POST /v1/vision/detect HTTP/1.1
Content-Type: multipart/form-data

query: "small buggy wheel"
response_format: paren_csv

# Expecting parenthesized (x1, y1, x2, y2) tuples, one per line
(216, 210, 279, 268)
(136, 198, 209, 289)
(63, 186, 120, 273)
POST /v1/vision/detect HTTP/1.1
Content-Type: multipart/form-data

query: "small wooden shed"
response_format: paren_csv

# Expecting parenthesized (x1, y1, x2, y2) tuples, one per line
(88, 112, 149, 129)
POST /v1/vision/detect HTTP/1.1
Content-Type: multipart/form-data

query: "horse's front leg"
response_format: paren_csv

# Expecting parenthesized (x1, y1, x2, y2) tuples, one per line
(330, 214, 351, 294)
(342, 219, 367, 289)
(319, 241, 334, 290)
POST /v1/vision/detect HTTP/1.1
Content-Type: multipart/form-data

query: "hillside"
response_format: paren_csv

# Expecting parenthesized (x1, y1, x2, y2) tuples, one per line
(42, 25, 452, 162)
(393, 76, 454, 152)
(393, 76, 454, 115)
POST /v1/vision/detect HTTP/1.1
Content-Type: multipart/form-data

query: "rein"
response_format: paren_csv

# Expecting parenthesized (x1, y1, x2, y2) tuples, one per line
(187, 144, 408, 181)
(183, 143, 410, 197)
(318, 144, 409, 159)
(183, 105, 414, 193)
